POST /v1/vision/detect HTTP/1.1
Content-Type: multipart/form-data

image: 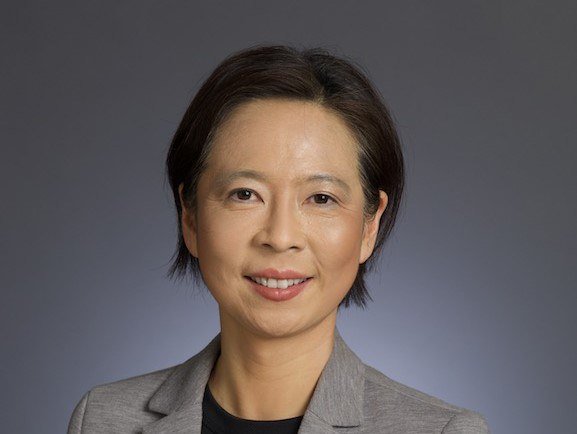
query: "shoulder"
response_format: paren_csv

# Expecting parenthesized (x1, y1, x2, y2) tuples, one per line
(362, 364, 490, 433)
(67, 364, 177, 434)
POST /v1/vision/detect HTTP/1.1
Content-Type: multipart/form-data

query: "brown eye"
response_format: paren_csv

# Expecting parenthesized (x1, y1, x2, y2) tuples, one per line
(229, 189, 254, 201)
(311, 194, 336, 205)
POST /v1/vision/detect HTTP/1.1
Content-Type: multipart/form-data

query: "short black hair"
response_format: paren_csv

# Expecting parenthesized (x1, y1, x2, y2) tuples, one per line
(165, 44, 405, 309)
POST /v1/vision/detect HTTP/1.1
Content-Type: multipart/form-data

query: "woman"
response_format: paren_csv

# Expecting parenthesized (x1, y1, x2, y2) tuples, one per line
(67, 45, 490, 433)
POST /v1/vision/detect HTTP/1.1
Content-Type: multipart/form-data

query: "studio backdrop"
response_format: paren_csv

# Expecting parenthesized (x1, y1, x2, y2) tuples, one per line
(1, 1, 576, 433)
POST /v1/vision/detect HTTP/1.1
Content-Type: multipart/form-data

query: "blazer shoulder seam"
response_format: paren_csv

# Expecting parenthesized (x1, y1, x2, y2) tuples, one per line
(441, 410, 489, 433)
(77, 389, 91, 434)
(441, 412, 459, 433)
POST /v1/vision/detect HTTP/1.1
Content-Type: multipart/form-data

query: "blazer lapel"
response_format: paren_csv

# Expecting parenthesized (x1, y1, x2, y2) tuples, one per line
(142, 327, 365, 434)
(297, 327, 365, 433)
(143, 333, 221, 434)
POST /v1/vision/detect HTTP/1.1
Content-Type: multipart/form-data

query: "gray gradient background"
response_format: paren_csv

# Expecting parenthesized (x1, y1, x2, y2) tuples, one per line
(1, 1, 576, 433)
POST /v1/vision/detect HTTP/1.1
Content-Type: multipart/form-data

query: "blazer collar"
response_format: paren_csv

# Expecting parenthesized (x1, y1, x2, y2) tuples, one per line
(143, 327, 365, 433)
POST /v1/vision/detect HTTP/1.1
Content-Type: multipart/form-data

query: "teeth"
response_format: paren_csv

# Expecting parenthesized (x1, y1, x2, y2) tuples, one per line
(249, 276, 308, 289)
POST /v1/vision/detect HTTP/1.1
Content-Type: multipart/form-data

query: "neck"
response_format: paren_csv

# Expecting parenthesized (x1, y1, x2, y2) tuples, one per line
(207, 309, 337, 421)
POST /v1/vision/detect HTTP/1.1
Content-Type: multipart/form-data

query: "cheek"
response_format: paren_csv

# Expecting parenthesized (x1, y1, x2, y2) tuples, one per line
(195, 210, 246, 289)
(312, 215, 364, 285)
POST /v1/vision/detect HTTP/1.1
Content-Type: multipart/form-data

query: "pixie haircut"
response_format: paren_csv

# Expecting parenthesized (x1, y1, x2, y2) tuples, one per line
(165, 44, 405, 309)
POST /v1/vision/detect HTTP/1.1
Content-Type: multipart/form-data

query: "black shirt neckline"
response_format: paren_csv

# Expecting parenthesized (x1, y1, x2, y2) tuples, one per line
(201, 382, 304, 433)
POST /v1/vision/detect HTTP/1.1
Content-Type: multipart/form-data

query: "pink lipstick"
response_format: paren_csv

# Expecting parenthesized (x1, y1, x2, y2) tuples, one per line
(245, 276, 312, 302)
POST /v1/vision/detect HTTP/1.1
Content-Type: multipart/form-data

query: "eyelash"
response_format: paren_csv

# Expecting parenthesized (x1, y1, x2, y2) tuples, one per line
(227, 188, 337, 206)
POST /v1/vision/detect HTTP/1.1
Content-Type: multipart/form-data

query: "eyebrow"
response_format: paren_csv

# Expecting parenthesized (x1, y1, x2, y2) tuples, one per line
(212, 169, 352, 197)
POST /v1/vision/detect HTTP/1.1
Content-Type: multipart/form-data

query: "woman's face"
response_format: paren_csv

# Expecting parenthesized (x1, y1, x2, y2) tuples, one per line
(179, 98, 387, 338)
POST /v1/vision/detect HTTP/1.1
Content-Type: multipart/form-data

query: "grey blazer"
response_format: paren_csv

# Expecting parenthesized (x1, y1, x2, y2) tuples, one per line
(67, 328, 490, 433)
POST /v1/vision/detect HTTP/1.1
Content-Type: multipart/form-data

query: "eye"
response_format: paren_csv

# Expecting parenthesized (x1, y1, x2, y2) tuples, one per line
(310, 193, 337, 206)
(228, 188, 257, 202)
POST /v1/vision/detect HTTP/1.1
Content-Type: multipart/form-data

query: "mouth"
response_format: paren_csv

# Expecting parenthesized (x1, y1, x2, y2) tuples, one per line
(244, 275, 313, 302)
(244, 275, 313, 290)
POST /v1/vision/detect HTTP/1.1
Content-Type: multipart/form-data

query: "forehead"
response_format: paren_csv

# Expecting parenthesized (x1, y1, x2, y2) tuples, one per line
(207, 98, 360, 174)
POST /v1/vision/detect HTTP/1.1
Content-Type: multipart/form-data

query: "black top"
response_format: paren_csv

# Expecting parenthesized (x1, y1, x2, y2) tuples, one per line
(201, 383, 303, 434)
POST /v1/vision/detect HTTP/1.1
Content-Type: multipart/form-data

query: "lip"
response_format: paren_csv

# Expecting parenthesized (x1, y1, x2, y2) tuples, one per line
(245, 276, 312, 302)
(246, 268, 311, 279)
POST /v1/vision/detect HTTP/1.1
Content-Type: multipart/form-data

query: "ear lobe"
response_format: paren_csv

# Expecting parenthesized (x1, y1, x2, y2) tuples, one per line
(359, 190, 388, 264)
(178, 183, 198, 258)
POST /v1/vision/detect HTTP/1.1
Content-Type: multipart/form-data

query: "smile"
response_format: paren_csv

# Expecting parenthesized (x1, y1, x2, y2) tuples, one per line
(248, 276, 309, 289)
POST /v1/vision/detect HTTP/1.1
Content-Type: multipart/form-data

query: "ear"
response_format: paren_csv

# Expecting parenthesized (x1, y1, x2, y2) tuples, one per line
(359, 190, 388, 264)
(178, 183, 198, 258)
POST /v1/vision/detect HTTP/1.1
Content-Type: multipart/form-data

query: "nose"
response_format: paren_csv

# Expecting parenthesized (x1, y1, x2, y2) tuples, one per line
(254, 195, 306, 252)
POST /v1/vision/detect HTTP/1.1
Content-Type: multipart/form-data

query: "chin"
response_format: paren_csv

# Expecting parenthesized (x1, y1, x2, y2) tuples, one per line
(246, 312, 309, 339)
